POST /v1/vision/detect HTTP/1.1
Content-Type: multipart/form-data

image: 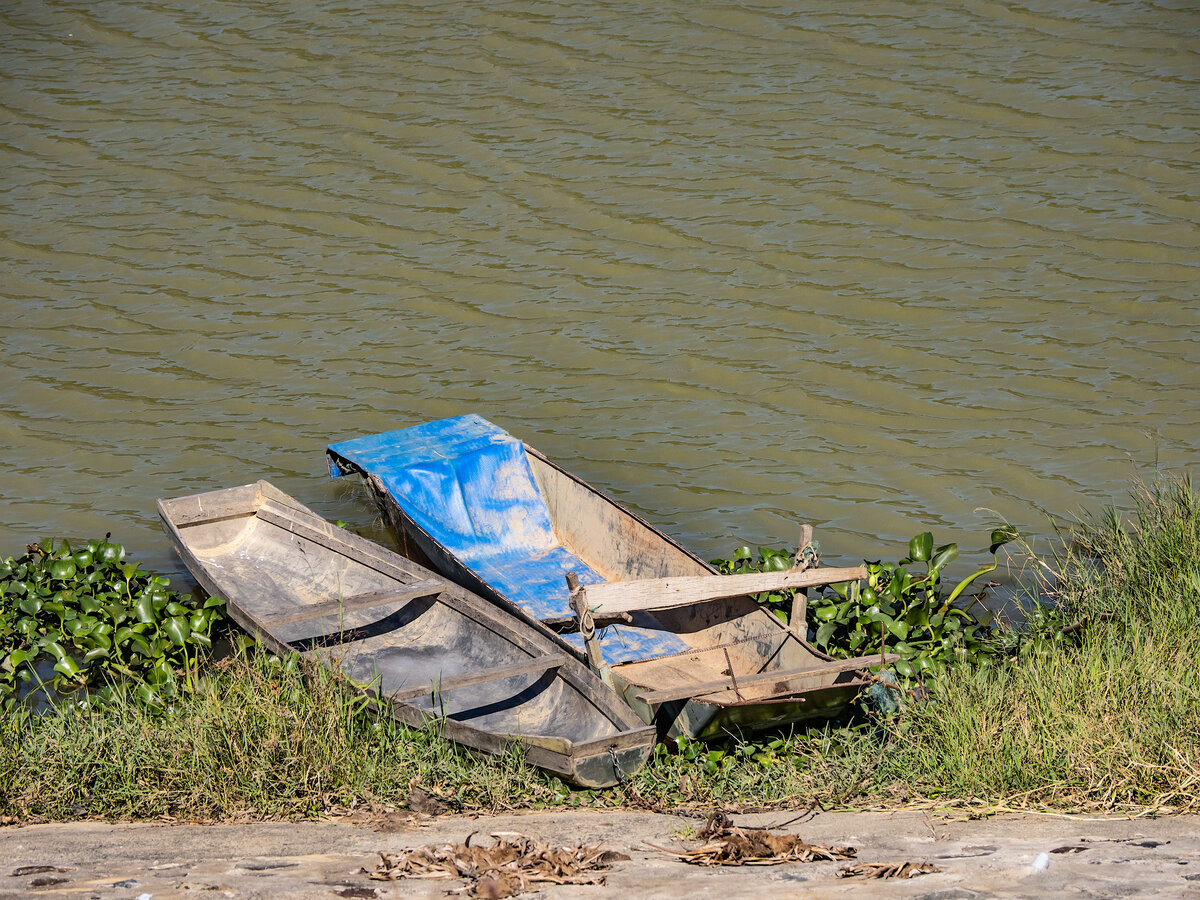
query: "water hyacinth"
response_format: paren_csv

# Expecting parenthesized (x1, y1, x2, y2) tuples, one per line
(711, 526, 1018, 687)
(0, 536, 225, 711)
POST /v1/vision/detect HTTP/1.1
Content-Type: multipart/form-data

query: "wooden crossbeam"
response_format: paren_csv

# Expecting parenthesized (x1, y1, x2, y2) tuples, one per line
(571, 566, 867, 618)
(633, 653, 897, 707)
(260, 581, 444, 628)
(387, 654, 567, 702)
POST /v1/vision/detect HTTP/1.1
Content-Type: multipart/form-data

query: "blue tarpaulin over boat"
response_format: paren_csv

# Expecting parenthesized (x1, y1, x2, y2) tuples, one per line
(327, 414, 687, 664)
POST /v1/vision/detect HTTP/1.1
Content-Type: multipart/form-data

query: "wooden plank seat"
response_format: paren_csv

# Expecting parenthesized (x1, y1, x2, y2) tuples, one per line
(634, 653, 899, 706)
(567, 566, 869, 619)
(260, 582, 443, 628)
(388, 654, 567, 702)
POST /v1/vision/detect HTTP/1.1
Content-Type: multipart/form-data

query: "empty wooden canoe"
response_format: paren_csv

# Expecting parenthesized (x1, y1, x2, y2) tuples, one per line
(157, 481, 655, 788)
(327, 415, 890, 740)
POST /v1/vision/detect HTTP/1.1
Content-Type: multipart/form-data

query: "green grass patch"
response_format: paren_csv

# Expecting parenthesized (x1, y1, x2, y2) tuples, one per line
(0, 648, 884, 821)
(872, 475, 1200, 813)
(0, 652, 557, 821)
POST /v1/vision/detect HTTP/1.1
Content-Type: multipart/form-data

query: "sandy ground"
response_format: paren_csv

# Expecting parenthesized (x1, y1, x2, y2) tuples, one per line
(2, 808, 1197, 899)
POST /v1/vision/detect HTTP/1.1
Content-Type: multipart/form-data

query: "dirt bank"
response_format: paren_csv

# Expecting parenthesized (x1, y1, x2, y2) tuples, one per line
(2, 808, 1197, 899)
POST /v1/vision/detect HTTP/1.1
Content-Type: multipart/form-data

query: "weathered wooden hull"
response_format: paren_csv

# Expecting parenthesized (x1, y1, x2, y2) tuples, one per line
(609, 669, 870, 741)
(327, 416, 879, 740)
(158, 481, 655, 788)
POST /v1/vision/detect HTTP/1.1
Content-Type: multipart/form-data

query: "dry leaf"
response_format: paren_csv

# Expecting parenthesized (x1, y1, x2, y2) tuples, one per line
(366, 832, 628, 898)
(837, 861, 941, 879)
(650, 811, 856, 867)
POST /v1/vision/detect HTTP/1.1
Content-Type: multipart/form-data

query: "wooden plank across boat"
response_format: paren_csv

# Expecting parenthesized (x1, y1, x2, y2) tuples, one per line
(157, 480, 655, 788)
(327, 415, 893, 740)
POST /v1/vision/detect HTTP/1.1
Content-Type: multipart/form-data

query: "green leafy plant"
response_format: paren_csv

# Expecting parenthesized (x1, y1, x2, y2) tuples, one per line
(0, 536, 225, 711)
(813, 527, 1018, 681)
(710, 544, 799, 623)
(712, 527, 1019, 685)
(652, 733, 794, 780)
(657, 735, 735, 775)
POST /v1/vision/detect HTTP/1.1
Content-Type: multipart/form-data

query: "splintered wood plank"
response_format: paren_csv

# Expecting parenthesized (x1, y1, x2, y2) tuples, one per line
(388, 654, 567, 702)
(164, 483, 261, 527)
(634, 653, 897, 706)
(258, 581, 444, 628)
(578, 566, 868, 616)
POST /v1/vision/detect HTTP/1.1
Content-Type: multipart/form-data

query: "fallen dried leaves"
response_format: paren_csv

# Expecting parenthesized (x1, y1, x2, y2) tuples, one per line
(366, 832, 629, 898)
(837, 861, 941, 879)
(649, 811, 856, 867)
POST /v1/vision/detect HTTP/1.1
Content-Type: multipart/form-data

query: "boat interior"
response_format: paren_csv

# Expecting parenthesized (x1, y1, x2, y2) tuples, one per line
(159, 482, 628, 743)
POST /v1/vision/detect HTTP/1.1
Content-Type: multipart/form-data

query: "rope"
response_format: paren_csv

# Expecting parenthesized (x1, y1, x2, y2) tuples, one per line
(578, 606, 597, 641)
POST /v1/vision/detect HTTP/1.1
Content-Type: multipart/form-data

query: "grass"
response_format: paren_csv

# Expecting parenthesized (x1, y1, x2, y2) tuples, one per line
(0, 653, 553, 821)
(2, 475, 1197, 821)
(868, 474, 1200, 813)
(0, 649, 883, 821)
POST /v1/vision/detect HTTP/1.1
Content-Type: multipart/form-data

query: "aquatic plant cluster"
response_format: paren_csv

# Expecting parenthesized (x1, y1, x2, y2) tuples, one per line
(710, 527, 1018, 682)
(0, 537, 224, 711)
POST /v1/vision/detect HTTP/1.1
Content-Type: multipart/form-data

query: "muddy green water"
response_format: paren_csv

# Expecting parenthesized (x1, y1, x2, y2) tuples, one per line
(2, 1, 1197, 585)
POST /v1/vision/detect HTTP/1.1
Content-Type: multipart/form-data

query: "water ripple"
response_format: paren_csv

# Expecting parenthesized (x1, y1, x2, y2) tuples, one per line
(1, 0, 1196, 580)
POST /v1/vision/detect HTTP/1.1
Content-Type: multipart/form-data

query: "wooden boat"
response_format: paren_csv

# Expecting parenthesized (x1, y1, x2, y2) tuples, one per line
(157, 480, 656, 788)
(326, 415, 893, 740)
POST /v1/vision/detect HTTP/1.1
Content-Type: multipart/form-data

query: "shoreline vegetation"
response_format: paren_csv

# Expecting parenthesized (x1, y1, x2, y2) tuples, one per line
(2, 475, 1196, 823)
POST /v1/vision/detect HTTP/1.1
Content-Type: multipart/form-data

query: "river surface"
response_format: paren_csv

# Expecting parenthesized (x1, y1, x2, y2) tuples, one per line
(2, 1, 1197, 588)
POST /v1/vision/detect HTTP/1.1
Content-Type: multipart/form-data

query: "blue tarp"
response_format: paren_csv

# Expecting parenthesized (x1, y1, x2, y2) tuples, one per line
(328, 415, 687, 664)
